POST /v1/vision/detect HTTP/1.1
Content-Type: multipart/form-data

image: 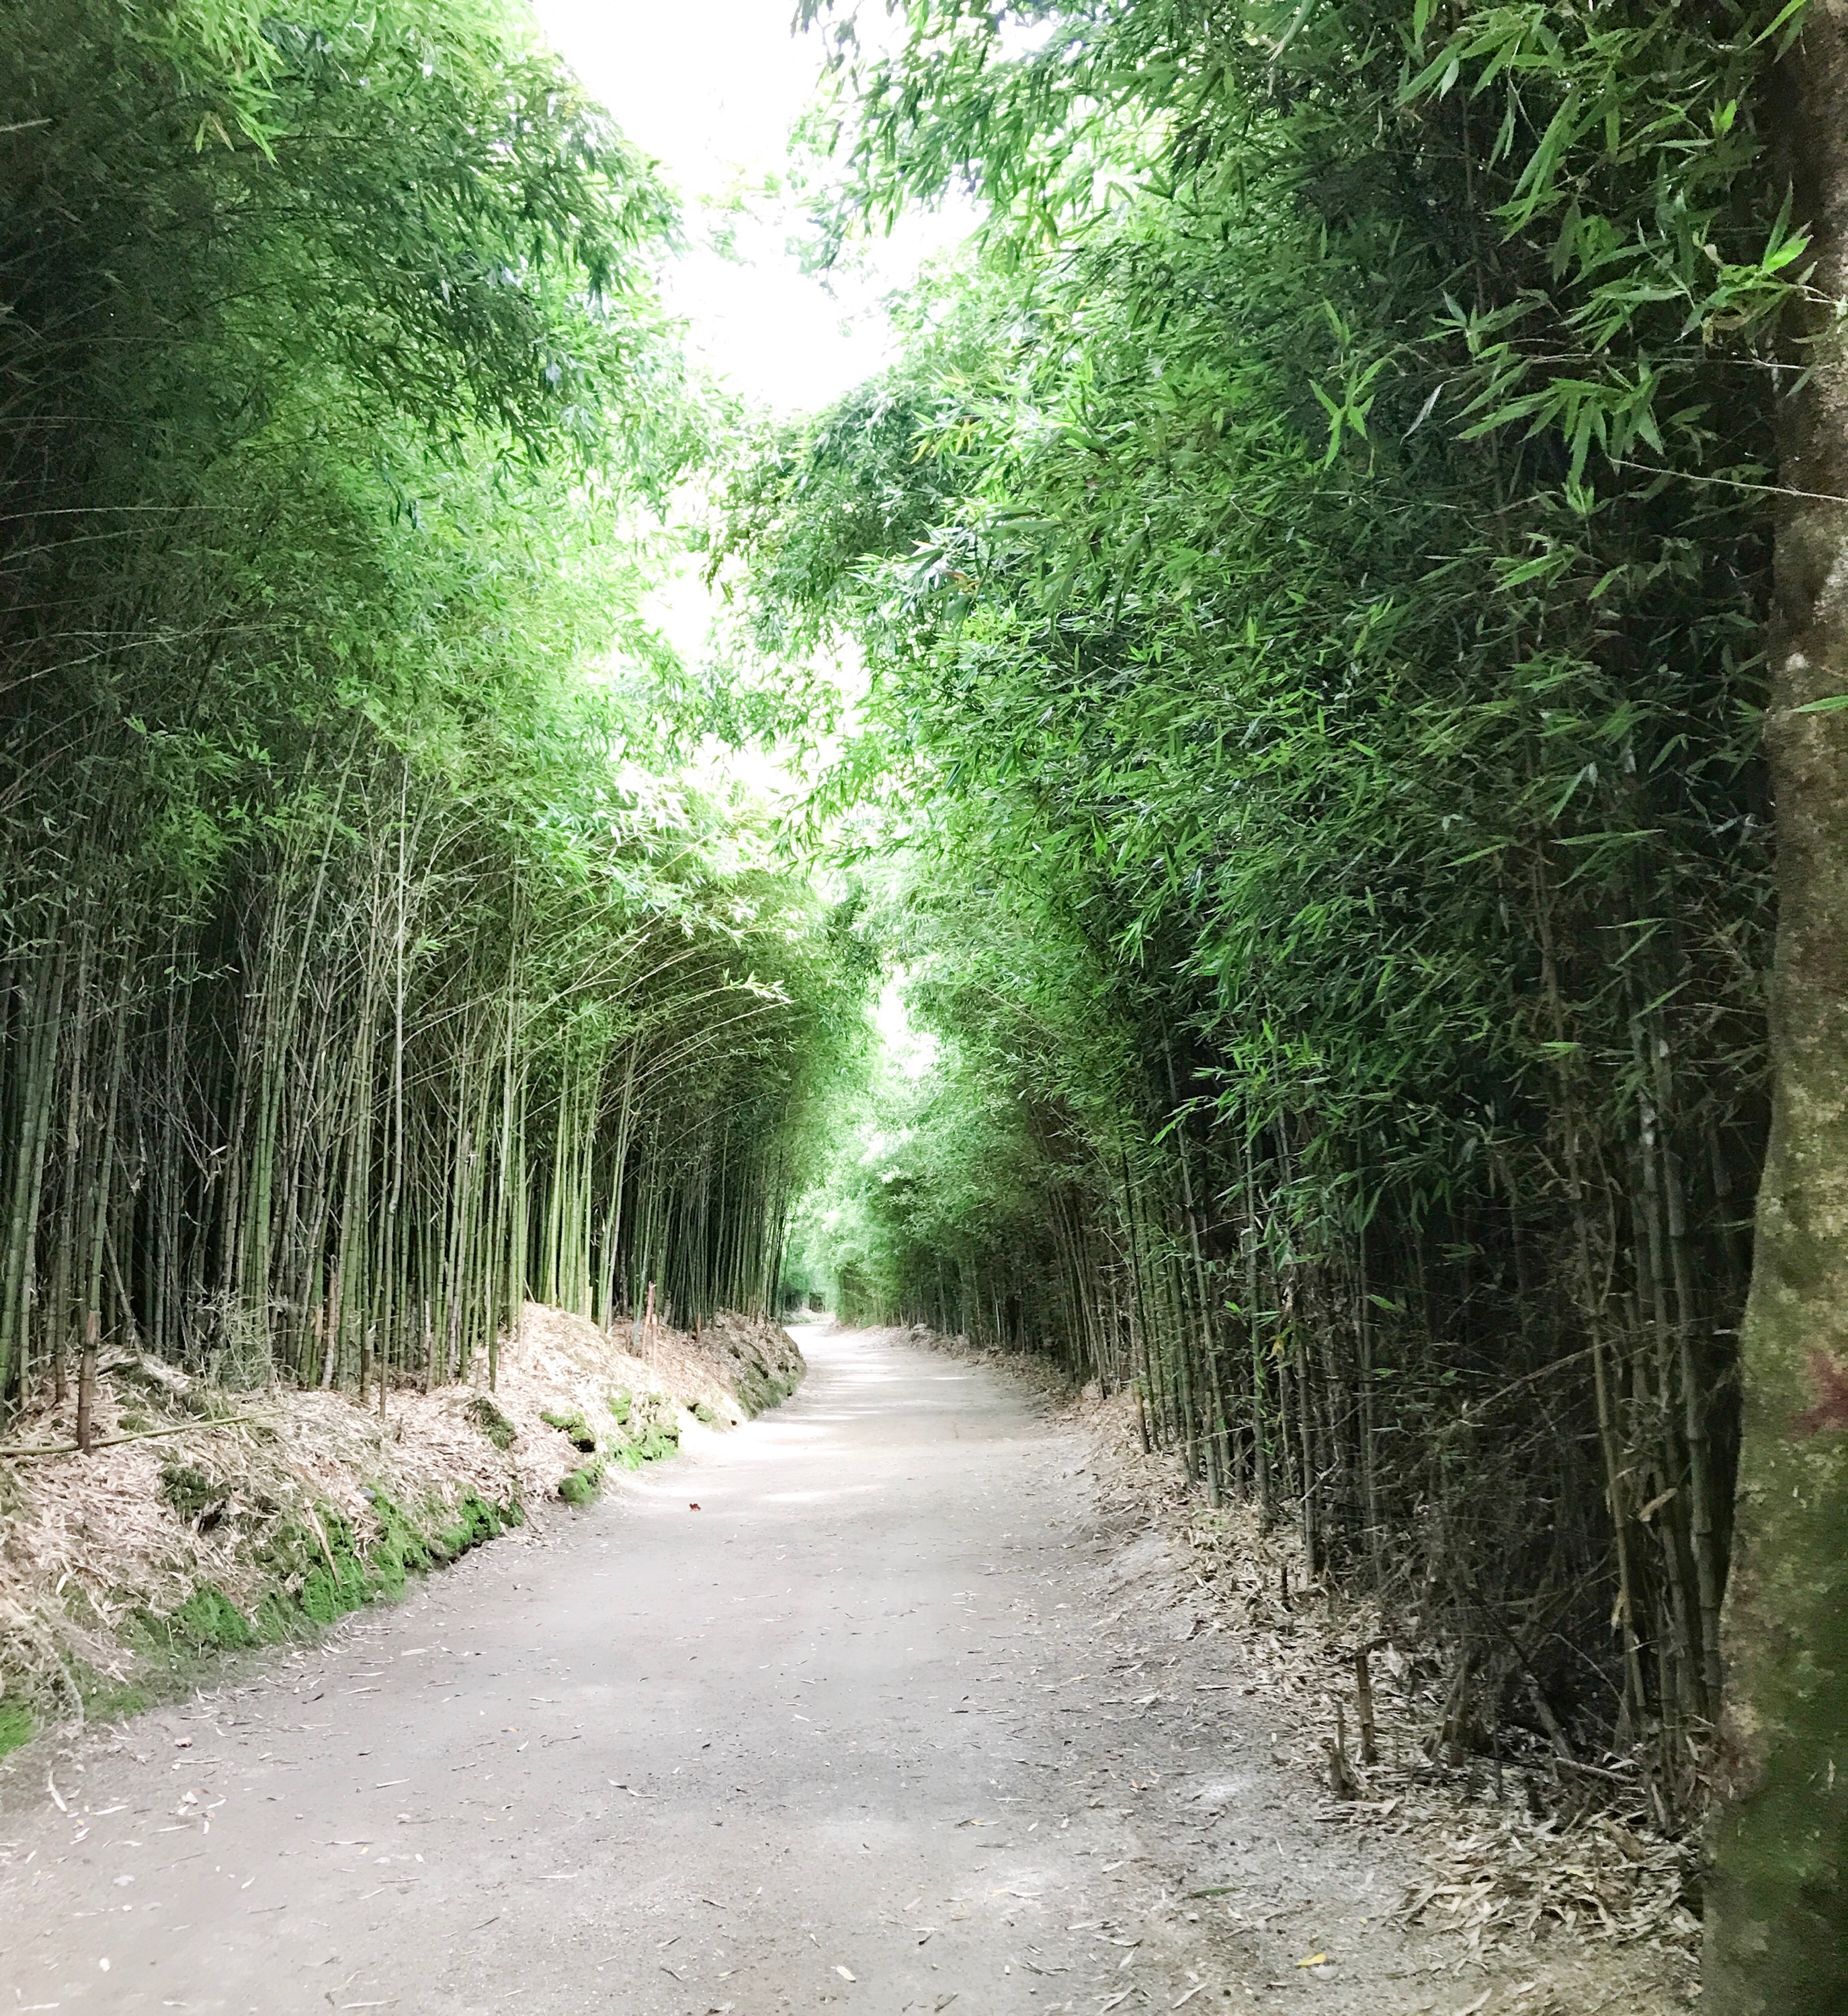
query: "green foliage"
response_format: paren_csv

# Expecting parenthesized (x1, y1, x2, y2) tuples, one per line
(739, 0, 1799, 1798)
(0, 0, 876, 1415)
(788, 960, 1056, 1325)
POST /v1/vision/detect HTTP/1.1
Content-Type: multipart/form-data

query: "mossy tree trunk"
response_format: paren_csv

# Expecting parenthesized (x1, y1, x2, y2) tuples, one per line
(1705, 9, 1848, 2005)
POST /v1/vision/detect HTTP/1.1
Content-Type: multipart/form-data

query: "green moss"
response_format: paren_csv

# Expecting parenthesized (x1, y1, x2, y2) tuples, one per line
(466, 1392, 517, 1451)
(161, 1462, 229, 1523)
(731, 1356, 801, 1419)
(362, 1486, 432, 1601)
(431, 1490, 512, 1560)
(687, 1398, 719, 1426)
(77, 1671, 150, 1722)
(249, 1484, 521, 1631)
(558, 1455, 608, 1505)
(251, 1589, 312, 1643)
(592, 1390, 684, 1475)
(540, 1405, 597, 1452)
(257, 1504, 368, 1626)
(17, 1478, 524, 1754)
(606, 1388, 632, 1425)
(557, 1396, 692, 1498)
(169, 1583, 255, 1650)
(629, 1415, 679, 1462)
(0, 1702, 33, 1757)
(613, 1390, 681, 1464)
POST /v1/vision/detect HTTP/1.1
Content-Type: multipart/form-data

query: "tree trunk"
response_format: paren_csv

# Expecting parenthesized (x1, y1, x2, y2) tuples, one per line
(1704, 12, 1848, 2005)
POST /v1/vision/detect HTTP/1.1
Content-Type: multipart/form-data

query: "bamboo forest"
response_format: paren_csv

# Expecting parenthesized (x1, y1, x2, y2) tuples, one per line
(0, 1, 1843, 2012)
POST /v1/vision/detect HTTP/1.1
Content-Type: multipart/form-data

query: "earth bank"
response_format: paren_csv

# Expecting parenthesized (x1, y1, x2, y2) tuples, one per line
(0, 1303, 802, 1761)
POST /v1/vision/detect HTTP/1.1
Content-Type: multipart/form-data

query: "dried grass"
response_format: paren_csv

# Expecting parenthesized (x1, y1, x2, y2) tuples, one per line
(1064, 1380, 1701, 1964)
(894, 1325, 1697, 1984)
(0, 1302, 801, 1749)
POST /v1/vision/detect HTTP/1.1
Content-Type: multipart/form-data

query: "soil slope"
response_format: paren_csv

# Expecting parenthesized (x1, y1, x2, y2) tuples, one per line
(0, 1304, 802, 1755)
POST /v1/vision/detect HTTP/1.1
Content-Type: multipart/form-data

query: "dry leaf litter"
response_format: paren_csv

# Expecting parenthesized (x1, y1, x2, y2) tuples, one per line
(902, 1321, 1699, 2010)
(0, 1302, 801, 1753)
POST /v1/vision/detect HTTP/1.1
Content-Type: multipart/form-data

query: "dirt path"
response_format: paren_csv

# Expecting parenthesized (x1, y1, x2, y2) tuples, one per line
(2, 1327, 1596, 2015)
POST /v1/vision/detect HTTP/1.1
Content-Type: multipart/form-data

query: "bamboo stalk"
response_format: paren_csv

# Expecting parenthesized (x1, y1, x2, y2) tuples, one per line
(1, 1413, 281, 1460)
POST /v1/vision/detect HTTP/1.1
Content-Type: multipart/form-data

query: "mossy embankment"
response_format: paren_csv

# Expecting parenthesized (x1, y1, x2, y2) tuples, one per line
(0, 1304, 803, 1765)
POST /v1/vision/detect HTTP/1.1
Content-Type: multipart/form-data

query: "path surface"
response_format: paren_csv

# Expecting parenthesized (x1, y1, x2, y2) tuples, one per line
(3, 1327, 1525, 2015)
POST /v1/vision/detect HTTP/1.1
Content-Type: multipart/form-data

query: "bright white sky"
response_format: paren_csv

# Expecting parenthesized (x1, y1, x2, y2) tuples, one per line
(532, 0, 966, 415)
(530, 0, 972, 730)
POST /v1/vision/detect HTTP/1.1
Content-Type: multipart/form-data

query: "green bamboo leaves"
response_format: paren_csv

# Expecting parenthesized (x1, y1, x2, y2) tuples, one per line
(739, 0, 1788, 1811)
(0, 1, 864, 1415)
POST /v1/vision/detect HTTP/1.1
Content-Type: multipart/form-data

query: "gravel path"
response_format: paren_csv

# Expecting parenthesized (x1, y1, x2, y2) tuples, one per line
(1, 1326, 1569, 2015)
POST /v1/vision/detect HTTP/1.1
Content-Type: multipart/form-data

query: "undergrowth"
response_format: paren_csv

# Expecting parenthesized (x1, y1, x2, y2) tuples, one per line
(0, 1484, 524, 1763)
(554, 1387, 685, 1505)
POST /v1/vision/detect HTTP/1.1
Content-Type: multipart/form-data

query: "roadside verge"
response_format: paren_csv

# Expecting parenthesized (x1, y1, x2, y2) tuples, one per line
(0, 1304, 802, 1764)
(890, 1318, 1698, 2013)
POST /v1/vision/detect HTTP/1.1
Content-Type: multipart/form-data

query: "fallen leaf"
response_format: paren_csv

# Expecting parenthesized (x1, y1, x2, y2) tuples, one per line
(835, 1964, 855, 1980)
(1295, 1953, 1327, 1970)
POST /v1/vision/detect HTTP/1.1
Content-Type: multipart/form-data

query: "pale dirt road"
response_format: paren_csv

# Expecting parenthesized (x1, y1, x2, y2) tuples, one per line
(3, 1326, 1552, 2016)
